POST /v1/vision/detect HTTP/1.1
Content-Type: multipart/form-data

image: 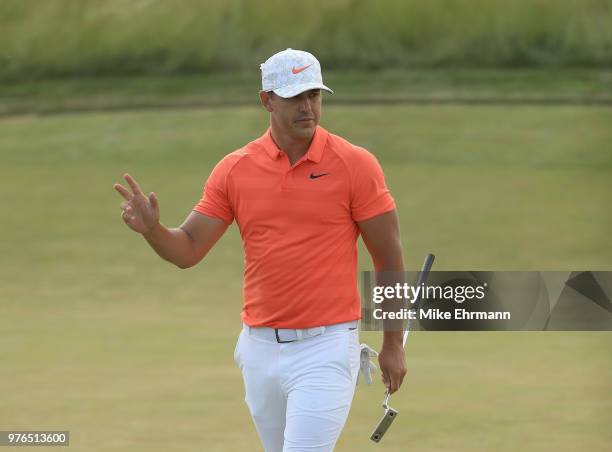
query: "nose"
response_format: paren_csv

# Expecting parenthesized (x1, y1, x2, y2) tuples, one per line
(298, 97, 313, 114)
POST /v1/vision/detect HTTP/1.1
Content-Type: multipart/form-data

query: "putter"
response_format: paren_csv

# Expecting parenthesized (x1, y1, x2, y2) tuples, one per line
(370, 390, 398, 442)
(370, 253, 435, 443)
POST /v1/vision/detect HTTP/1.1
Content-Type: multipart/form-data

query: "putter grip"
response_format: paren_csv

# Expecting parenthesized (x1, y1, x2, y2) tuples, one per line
(402, 254, 435, 349)
(412, 253, 435, 308)
(416, 253, 435, 288)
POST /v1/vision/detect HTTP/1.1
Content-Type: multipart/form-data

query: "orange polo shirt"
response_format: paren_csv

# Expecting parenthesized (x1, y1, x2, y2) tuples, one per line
(193, 126, 395, 328)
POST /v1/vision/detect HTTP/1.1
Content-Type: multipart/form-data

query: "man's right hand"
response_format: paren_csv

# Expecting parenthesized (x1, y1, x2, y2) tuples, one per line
(114, 173, 160, 234)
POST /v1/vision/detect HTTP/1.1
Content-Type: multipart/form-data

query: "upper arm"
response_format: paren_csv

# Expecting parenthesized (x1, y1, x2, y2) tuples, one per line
(349, 148, 395, 222)
(357, 209, 404, 271)
(193, 154, 239, 224)
(179, 211, 230, 263)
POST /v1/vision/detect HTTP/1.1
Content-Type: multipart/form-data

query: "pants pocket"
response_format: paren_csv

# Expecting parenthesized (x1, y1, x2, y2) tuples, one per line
(233, 329, 244, 366)
(346, 329, 361, 382)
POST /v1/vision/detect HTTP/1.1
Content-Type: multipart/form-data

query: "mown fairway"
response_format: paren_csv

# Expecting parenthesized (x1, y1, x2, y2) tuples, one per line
(0, 104, 610, 451)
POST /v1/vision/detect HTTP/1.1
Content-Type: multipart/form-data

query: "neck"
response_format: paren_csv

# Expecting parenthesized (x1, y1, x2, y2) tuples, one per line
(270, 125, 315, 165)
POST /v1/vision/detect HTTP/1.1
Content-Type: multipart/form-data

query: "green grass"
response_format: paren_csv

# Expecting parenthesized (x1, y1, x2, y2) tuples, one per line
(0, 104, 610, 451)
(2, 0, 612, 80)
(2, 68, 612, 116)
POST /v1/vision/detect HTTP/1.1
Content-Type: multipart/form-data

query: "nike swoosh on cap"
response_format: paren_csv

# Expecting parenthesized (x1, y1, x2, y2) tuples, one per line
(292, 64, 312, 74)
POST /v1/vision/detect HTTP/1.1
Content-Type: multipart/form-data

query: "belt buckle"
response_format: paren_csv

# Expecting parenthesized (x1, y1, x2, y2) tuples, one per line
(307, 326, 325, 337)
(274, 328, 296, 343)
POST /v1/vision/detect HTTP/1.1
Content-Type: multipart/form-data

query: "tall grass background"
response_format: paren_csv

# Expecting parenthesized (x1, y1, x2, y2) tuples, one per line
(1, 0, 611, 81)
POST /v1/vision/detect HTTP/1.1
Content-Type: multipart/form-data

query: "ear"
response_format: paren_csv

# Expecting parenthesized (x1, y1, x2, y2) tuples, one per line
(259, 90, 274, 112)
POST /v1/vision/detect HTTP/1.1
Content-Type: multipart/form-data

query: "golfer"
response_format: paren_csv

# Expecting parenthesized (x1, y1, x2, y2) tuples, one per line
(114, 48, 406, 451)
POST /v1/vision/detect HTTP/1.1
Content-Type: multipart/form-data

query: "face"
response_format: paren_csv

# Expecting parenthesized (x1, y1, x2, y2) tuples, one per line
(260, 89, 322, 140)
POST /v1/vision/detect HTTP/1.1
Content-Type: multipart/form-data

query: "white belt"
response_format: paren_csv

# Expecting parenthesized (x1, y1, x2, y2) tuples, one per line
(243, 321, 378, 385)
(243, 320, 358, 343)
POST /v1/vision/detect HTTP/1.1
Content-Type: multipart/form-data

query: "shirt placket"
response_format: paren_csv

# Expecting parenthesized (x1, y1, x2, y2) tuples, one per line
(280, 165, 292, 191)
(279, 153, 308, 191)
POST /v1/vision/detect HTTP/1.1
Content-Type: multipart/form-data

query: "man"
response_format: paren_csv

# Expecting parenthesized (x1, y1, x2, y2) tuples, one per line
(114, 48, 406, 451)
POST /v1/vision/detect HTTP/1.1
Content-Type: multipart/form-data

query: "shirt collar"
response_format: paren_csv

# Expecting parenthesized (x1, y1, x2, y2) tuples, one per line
(258, 126, 328, 163)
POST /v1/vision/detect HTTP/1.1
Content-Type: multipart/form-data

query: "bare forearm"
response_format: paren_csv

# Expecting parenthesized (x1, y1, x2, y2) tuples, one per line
(142, 222, 198, 268)
(358, 210, 407, 349)
(375, 243, 405, 348)
(378, 263, 405, 349)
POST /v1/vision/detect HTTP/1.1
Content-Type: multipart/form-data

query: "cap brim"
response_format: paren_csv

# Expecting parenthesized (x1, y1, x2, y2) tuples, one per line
(273, 82, 333, 98)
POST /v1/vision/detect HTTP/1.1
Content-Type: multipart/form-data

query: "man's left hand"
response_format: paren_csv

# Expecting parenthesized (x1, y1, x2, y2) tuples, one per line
(378, 343, 407, 394)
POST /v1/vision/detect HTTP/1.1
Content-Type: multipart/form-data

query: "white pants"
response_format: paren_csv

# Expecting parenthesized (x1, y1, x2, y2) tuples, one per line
(234, 322, 361, 452)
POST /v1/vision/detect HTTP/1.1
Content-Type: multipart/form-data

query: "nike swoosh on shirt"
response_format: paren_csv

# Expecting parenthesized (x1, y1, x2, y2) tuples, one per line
(309, 172, 329, 179)
(292, 64, 312, 74)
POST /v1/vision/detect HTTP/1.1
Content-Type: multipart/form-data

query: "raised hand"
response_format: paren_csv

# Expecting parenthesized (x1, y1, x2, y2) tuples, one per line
(113, 173, 160, 234)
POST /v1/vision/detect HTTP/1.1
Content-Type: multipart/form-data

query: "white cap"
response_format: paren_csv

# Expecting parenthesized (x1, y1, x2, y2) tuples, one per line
(260, 48, 333, 98)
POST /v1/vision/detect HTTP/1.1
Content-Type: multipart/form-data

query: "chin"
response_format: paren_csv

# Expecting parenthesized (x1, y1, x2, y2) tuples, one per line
(294, 121, 317, 135)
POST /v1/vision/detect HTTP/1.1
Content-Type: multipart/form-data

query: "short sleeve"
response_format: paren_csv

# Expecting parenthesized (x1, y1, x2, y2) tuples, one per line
(193, 156, 235, 224)
(350, 148, 396, 222)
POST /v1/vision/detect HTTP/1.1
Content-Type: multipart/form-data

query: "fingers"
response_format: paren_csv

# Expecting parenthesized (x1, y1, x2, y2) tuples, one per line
(124, 173, 143, 196)
(120, 201, 135, 222)
(114, 183, 132, 201)
(121, 209, 130, 224)
(381, 371, 390, 392)
(148, 192, 158, 210)
(380, 366, 405, 394)
(382, 373, 399, 394)
(388, 374, 403, 394)
(120, 201, 132, 214)
(398, 371, 405, 390)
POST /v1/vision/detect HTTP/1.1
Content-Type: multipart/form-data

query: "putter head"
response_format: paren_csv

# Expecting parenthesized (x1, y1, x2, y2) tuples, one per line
(370, 406, 398, 442)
